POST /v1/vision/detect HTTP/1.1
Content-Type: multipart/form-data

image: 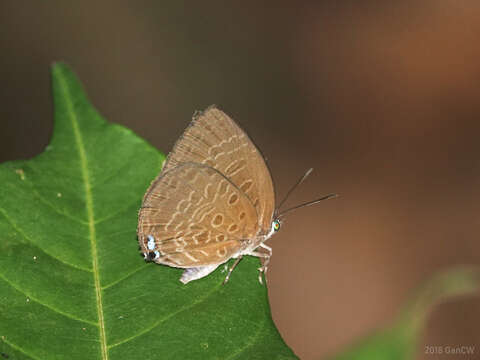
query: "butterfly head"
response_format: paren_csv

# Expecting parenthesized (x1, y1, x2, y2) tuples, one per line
(264, 218, 281, 241)
(272, 219, 281, 232)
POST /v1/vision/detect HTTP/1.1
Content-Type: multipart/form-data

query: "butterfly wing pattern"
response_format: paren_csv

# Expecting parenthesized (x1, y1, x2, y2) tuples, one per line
(137, 106, 276, 283)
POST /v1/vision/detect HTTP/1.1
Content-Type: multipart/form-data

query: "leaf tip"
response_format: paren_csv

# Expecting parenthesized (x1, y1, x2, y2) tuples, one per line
(51, 61, 70, 74)
(51, 62, 79, 86)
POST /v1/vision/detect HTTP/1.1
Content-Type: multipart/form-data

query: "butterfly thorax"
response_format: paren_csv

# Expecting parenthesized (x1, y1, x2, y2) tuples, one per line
(238, 219, 278, 256)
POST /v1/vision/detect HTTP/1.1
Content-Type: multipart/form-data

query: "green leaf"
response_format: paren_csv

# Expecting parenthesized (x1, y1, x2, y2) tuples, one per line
(327, 266, 480, 360)
(0, 63, 297, 360)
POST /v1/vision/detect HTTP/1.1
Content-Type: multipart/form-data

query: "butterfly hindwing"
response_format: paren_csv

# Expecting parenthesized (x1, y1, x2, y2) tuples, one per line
(138, 163, 259, 267)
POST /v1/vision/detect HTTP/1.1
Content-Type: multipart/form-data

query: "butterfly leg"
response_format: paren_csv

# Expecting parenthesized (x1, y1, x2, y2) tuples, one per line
(259, 243, 272, 257)
(258, 243, 273, 283)
(249, 250, 271, 284)
(223, 256, 243, 285)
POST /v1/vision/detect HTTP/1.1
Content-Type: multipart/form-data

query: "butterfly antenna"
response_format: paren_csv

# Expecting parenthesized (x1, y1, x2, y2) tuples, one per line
(277, 193, 338, 218)
(276, 168, 314, 215)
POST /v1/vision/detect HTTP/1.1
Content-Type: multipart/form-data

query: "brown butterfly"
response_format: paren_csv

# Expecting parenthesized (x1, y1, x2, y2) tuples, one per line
(137, 106, 335, 284)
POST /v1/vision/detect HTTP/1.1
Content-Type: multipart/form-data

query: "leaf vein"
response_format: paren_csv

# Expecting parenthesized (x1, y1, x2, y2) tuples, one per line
(224, 317, 267, 360)
(101, 265, 149, 290)
(108, 281, 223, 349)
(30, 185, 88, 225)
(0, 336, 41, 360)
(0, 273, 98, 326)
(94, 202, 139, 225)
(21, 164, 88, 225)
(56, 68, 109, 360)
(89, 160, 134, 191)
(0, 207, 92, 273)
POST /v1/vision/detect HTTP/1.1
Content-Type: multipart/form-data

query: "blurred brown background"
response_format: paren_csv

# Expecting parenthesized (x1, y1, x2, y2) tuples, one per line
(1, 1, 480, 359)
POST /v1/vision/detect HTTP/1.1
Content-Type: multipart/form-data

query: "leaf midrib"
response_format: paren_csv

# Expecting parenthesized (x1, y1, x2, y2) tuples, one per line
(56, 69, 108, 360)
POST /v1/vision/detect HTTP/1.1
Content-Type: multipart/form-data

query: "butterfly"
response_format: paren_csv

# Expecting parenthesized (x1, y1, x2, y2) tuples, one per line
(137, 106, 335, 284)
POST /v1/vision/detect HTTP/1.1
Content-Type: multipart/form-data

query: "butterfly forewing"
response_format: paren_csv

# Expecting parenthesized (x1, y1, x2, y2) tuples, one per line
(161, 106, 275, 233)
(138, 163, 259, 267)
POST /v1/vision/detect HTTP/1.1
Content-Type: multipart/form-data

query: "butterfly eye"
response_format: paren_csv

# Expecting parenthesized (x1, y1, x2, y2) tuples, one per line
(273, 220, 280, 232)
